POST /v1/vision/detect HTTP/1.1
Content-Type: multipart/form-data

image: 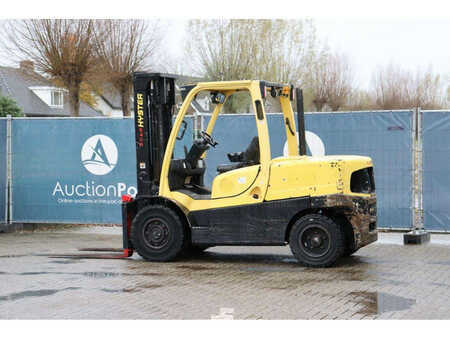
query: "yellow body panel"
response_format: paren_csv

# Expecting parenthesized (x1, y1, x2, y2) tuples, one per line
(211, 165, 260, 199)
(266, 155, 373, 201)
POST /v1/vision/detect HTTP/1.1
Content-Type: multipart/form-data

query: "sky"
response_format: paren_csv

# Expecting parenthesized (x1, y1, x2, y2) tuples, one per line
(1, 1, 449, 92)
(162, 17, 450, 90)
(314, 17, 450, 89)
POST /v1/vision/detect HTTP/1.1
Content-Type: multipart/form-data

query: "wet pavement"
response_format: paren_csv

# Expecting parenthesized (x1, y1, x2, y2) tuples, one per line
(1, 227, 450, 319)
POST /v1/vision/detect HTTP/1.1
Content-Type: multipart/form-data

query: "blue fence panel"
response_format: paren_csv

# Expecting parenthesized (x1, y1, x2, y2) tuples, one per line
(0, 119, 6, 223)
(422, 110, 450, 231)
(11, 117, 193, 224)
(10, 112, 411, 227)
(11, 118, 137, 223)
(202, 111, 412, 228)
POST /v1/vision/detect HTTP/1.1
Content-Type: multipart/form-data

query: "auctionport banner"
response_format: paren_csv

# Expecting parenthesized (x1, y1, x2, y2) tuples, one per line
(11, 118, 137, 223)
(0, 119, 6, 224)
(11, 117, 193, 224)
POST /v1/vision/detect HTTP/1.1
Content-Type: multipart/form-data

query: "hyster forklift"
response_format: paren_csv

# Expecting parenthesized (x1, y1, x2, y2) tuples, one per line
(120, 72, 377, 267)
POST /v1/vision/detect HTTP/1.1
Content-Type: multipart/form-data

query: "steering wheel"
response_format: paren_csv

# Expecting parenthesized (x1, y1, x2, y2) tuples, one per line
(200, 131, 218, 148)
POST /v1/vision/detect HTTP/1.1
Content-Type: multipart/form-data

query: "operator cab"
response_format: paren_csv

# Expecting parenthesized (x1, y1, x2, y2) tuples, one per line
(168, 90, 261, 200)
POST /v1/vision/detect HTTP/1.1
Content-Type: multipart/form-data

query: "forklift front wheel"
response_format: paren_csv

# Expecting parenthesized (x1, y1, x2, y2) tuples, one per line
(289, 214, 344, 268)
(185, 245, 212, 256)
(131, 205, 186, 262)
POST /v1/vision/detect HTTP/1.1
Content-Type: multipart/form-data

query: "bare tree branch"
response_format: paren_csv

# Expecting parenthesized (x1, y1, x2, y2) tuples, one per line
(2, 19, 99, 116)
(372, 63, 445, 109)
(184, 19, 322, 113)
(93, 19, 163, 116)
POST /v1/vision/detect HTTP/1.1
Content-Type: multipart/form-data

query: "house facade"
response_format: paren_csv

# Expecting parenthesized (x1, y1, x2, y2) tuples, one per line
(0, 61, 102, 117)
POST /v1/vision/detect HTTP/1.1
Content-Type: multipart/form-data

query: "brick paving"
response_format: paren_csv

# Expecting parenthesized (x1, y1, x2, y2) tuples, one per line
(0, 227, 449, 319)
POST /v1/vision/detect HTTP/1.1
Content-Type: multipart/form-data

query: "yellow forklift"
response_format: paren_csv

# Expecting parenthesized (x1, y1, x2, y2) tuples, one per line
(118, 73, 377, 267)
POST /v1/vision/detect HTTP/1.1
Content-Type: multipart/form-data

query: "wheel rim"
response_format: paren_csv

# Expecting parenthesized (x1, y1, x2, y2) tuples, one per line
(298, 224, 331, 258)
(142, 218, 170, 250)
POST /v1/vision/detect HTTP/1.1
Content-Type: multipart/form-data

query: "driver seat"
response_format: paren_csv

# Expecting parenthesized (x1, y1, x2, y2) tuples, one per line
(217, 136, 260, 174)
(217, 162, 244, 174)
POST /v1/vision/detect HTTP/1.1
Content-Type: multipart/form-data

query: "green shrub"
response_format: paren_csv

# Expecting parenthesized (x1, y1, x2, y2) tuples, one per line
(0, 95, 24, 117)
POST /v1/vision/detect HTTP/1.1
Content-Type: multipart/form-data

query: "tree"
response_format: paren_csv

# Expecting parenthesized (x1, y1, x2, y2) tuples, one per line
(185, 19, 322, 113)
(372, 63, 445, 109)
(93, 20, 163, 116)
(308, 51, 354, 112)
(0, 95, 23, 117)
(309, 49, 329, 112)
(447, 85, 450, 106)
(344, 89, 376, 111)
(3, 19, 99, 116)
(324, 53, 354, 111)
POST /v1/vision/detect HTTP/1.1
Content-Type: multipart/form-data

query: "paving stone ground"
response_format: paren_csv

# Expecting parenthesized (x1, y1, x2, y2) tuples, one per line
(0, 227, 449, 319)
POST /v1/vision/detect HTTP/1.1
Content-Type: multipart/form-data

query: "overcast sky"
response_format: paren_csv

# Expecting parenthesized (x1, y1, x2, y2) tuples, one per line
(315, 17, 450, 89)
(1, 1, 449, 92)
(163, 17, 449, 90)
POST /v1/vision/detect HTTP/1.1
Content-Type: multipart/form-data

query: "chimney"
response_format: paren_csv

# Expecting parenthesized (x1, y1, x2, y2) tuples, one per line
(20, 60, 34, 73)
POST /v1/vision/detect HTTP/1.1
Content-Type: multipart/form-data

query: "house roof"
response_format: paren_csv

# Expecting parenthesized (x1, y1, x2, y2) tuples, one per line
(100, 83, 122, 110)
(0, 65, 102, 117)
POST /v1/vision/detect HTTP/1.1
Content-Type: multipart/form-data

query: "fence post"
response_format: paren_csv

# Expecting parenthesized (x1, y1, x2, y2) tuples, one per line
(6, 115, 12, 224)
(200, 113, 205, 137)
(193, 110, 198, 140)
(417, 107, 424, 228)
(404, 107, 429, 244)
(411, 107, 417, 229)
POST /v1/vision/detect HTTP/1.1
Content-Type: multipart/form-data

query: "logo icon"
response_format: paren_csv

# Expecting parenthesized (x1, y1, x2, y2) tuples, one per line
(283, 131, 325, 157)
(81, 135, 118, 175)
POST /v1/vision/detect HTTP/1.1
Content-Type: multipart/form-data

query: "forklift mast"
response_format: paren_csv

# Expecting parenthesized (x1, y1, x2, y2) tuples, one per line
(132, 72, 177, 196)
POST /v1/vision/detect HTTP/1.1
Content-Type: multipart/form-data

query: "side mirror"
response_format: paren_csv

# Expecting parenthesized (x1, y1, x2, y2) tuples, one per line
(177, 120, 188, 140)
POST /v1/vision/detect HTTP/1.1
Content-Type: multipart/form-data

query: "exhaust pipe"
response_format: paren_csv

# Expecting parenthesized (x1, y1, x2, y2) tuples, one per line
(296, 88, 307, 156)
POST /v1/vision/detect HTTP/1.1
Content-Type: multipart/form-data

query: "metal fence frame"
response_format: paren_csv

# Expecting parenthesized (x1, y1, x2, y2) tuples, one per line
(7, 116, 11, 224)
(420, 109, 450, 233)
(411, 107, 424, 231)
(0, 117, 8, 224)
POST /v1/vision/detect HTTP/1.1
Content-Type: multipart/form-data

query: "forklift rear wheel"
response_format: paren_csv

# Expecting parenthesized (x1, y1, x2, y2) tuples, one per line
(131, 205, 186, 261)
(289, 214, 344, 267)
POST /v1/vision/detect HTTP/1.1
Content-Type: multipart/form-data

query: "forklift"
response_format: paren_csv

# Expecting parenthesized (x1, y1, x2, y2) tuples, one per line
(118, 72, 377, 267)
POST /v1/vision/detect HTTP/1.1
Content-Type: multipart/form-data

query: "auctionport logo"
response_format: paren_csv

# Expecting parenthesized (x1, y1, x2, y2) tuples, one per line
(81, 135, 118, 175)
(52, 134, 136, 203)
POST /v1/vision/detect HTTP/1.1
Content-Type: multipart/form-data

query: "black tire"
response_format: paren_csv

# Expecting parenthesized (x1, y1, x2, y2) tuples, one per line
(185, 245, 212, 255)
(131, 205, 186, 262)
(289, 214, 344, 268)
(342, 248, 358, 257)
